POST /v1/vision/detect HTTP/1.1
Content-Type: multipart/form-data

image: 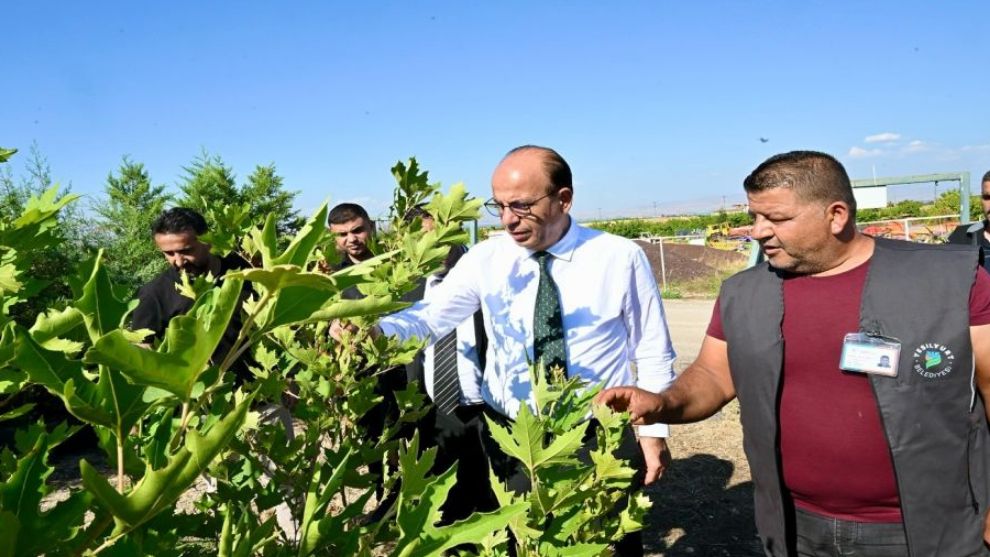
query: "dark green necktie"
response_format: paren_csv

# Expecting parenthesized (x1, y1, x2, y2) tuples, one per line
(532, 251, 567, 379)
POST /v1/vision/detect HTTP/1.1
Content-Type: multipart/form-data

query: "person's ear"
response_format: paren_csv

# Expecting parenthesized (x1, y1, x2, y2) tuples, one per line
(825, 201, 851, 235)
(558, 188, 573, 212)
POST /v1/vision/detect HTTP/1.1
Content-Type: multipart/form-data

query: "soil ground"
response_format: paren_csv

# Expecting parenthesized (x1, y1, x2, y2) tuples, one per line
(642, 299, 761, 556)
(635, 242, 749, 284)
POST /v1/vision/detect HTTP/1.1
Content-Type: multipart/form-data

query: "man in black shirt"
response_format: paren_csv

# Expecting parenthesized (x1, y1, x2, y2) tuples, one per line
(327, 202, 375, 300)
(947, 170, 990, 271)
(326, 203, 406, 505)
(131, 207, 251, 379)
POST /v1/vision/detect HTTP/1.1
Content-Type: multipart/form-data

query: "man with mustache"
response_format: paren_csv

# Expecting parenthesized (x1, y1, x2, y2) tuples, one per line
(598, 151, 990, 556)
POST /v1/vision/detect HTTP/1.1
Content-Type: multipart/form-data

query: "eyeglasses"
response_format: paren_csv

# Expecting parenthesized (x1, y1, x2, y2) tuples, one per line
(981, 193, 990, 201)
(484, 192, 554, 218)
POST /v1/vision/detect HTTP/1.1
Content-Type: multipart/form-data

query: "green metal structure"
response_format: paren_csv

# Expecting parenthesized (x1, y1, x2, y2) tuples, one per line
(851, 171, 972, 223)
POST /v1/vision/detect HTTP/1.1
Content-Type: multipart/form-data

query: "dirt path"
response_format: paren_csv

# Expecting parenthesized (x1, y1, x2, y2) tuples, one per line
(643, 299, 762, 556)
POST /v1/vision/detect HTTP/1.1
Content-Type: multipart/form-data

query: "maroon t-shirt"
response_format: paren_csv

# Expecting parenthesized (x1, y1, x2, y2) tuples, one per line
(708, 263, 990, 523)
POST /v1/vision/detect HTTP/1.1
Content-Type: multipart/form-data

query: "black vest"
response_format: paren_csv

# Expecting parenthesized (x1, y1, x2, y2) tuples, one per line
(720, 238, 990, 556)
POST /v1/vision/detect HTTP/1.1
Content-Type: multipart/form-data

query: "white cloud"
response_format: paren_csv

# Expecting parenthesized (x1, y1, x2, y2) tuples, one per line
(849, 146, 884, 158)
(865, 132, 901, 143)
(902, 140, 930, 154)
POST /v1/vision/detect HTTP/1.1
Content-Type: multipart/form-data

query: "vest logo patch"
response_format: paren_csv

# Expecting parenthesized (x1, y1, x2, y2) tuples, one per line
(912, 343, 954, 379)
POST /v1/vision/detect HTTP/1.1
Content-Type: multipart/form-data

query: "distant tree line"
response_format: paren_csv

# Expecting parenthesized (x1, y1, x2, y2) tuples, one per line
(584, 210, 752, 239)
(581, 189, 980, 241)
(0, 144, 301, 325)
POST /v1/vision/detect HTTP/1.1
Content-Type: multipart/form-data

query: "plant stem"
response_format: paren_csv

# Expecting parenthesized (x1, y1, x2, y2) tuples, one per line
(116, 440, 125, 492)
(72, 513, 114, 557)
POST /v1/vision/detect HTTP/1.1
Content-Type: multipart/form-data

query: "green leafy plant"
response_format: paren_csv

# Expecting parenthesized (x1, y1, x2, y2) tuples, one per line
(482, 365, 651, 556)
(0, 153, 648, 556)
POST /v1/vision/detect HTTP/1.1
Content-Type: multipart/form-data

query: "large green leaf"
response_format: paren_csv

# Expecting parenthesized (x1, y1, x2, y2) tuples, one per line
(394, 460, 527, 557)
(226, 265, 361, 293)
(76, 251, 129, 344)
(425, 183, 482, 226)
(0, 322, 23, 394)
(0, 432, 91, 557)
(219, 503, 278, 557)
(29, 306, 85, 353)
(0, 147, 16, 163)
(12, 326, 112, 427)
(263, 288, 407, 331)
(272, 203, 328, 267)
(485, 405, 585, 473)
(95, 363, 149, 438)
(246, 213, 278, 268)
(0, 259, 21, 297)
(0, 510, 17, 557)
(81, 393, 253, 531)
(83, 277, 244, 400)
(297, 448, 356, 556)
(0, 186, 79, 251)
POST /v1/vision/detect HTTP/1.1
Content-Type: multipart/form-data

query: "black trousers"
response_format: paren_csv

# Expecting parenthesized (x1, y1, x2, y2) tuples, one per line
(420, 404, 499, 522)
(481, 408, 645, 557)
(357, 365, 408, 497)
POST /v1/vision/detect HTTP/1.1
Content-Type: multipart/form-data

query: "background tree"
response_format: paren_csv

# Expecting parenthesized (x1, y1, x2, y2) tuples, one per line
(177, 150, 240, 211)
(243, 163, 302, 236)
(0, 142, 86, 324)
(92, 157, 170, 294)
(178, 151, 301, 243)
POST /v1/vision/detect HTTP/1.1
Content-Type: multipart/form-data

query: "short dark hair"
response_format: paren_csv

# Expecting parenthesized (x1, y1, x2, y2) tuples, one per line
(151, 207, 208, 236)
(982, 170, 990, 184)
(403, 204, 431, 223)
(743, 151, 856, 215)
(504, 145, 572, 194)
(328, 203, 371, 226)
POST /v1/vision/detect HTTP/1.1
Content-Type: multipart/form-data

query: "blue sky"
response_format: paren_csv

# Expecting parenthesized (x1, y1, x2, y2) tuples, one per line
(2, 1, 988, 222)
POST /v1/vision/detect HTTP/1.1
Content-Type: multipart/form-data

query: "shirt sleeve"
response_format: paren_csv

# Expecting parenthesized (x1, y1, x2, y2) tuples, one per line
(130, 283, 165, 338)
(707, 297, 725, 340)
(970, 267, 990, 326)
(623, 247, 676, 438)
(379, 246, 484, 344)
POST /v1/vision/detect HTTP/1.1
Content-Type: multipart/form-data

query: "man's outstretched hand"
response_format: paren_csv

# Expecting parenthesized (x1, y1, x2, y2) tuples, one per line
(595, 386, 665, 426)
(329, 320, 382, 342)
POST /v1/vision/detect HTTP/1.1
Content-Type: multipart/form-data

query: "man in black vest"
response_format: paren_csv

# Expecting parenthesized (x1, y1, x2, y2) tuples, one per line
(947, 170, 990, 271)
(598, 151, 990, 556)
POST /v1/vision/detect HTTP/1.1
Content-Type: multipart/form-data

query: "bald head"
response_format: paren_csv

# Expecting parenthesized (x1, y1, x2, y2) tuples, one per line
(502, 145, 572, 195)
(490, 145, 574, 251)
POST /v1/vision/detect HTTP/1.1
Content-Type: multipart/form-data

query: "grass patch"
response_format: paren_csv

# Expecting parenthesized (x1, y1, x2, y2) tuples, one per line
(662, 263, 745, 298)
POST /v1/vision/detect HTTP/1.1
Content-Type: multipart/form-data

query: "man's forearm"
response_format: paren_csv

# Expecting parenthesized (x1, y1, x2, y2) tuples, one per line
(654, 365, 733, 424)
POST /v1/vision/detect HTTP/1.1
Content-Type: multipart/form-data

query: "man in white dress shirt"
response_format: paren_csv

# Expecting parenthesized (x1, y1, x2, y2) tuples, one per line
(377, 145, 677, 555)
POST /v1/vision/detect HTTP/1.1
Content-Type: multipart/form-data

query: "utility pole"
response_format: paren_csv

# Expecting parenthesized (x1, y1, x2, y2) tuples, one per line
(653, 201, 658, 218)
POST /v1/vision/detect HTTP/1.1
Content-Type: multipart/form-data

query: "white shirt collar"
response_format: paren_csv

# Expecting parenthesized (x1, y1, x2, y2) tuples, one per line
(521, 216, 578, 263)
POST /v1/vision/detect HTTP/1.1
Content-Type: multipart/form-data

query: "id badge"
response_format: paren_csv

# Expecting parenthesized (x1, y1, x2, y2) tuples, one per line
(839, 332, 900, 377)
